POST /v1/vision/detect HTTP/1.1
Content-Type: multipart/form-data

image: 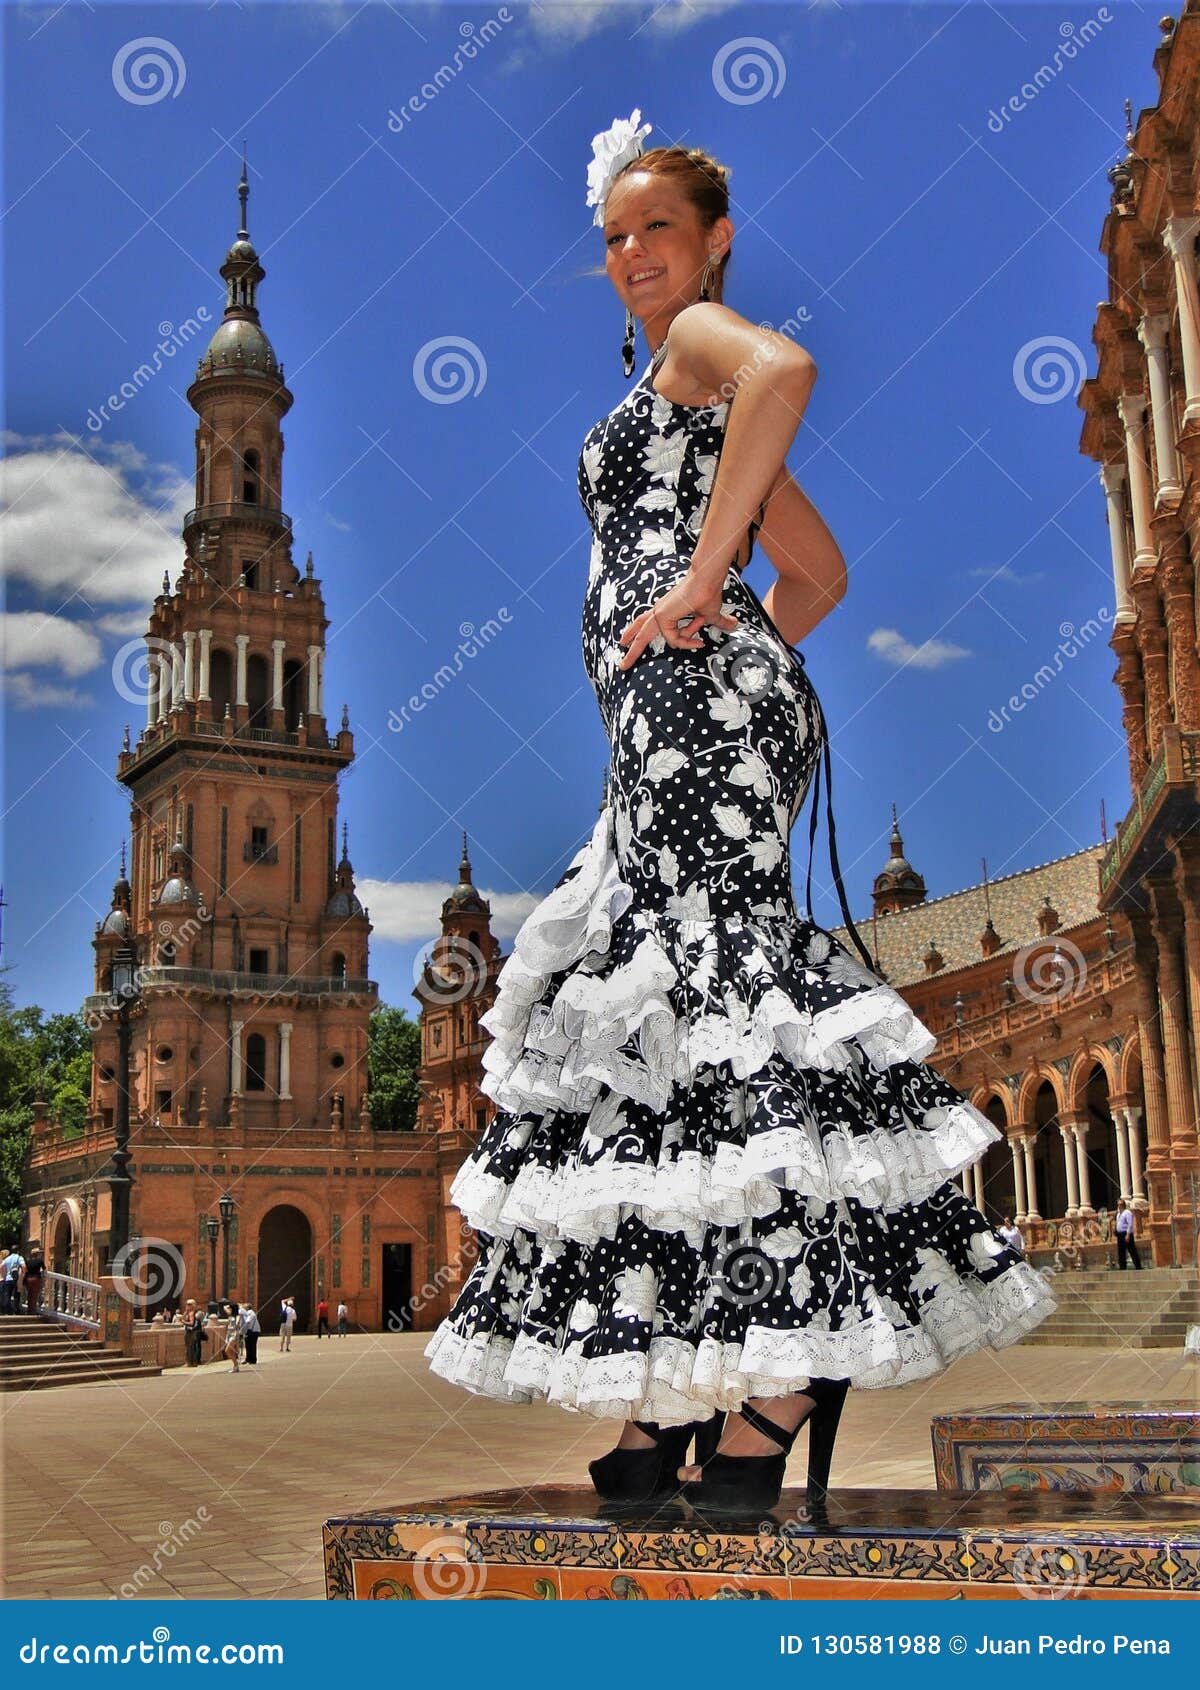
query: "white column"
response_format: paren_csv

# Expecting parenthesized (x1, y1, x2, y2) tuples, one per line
(235, 635, 249, 707)
(1073, 1122, 1095, 1216)
(230, 1018, 243, 1096)
(182, 630, 195, 701)
(271, 638, 285, 713)
(971, 1159, 985, 1211)
(307, 645, 321, 716)
(156, 649, 170, 721)
(1059, 1122, 1081, 1217)
(1113, 1107, 1133, 1203)
(1137, 313, 1184, 502)
(1009, 1135, 1028, 1223)
(1022, 1134, 1041, 1220)
(1117, 393, 1158, 569)
(278, 1022, 292, 1100)
(1127, 1104, 1148, 1208)
(198, 629, 212, 702)
(146, 652, 158, 729)
(1099, 462, 1136, 624)
(1162, 215, 1200, 426)
(171, 643, 185, 708)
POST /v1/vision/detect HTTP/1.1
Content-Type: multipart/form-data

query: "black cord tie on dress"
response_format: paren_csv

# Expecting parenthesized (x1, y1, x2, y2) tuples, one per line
(793, 652, 876, 972)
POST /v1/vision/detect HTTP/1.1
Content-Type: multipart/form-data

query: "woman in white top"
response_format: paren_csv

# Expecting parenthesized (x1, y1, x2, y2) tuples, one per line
(998, 1216, 1025, 1255)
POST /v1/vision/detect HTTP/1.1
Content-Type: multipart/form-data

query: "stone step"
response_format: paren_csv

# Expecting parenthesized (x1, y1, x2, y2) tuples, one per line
(0, 1356, 160, 1391)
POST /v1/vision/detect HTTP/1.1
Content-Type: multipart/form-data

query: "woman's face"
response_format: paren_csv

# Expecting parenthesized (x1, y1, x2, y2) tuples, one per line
(602, 172, 730, 323)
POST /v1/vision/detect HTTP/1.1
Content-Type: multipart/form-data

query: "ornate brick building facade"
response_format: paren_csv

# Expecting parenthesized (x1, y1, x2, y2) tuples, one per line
(22, 167, 500, 1330)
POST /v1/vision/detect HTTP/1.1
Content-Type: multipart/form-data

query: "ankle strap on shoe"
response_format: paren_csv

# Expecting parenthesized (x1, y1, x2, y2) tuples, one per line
(737, 1401, 801, 1454)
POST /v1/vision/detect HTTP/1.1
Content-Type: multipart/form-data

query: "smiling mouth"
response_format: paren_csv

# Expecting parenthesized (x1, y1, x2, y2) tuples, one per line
(628, 267, 666, 287)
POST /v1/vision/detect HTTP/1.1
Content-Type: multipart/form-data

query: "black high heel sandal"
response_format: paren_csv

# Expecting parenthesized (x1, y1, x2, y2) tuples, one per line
(679, 1379, 850, 1517)
(589, 1413, 724, 1504)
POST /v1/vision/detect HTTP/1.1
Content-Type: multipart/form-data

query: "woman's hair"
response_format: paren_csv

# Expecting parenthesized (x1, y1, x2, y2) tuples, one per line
(597, 144, 734, 298)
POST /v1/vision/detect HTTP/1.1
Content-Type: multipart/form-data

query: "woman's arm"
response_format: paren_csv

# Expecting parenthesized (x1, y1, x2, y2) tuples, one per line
(754, 468, 847, 645)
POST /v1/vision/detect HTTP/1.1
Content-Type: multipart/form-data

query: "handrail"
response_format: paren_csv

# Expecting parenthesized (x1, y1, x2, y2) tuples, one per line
(40, 1270, 102, 1332)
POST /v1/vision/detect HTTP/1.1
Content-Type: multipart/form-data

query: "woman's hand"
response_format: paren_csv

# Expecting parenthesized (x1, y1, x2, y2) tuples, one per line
(617, 569, 739, 670)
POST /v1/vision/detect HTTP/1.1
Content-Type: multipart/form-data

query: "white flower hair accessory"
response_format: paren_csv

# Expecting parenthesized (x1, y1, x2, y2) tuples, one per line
(585, 107, 653, 227)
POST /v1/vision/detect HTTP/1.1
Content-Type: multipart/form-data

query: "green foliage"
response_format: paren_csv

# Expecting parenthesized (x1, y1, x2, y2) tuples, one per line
(366, 1004, 423, 1132)
(0, 971, 93, 1241)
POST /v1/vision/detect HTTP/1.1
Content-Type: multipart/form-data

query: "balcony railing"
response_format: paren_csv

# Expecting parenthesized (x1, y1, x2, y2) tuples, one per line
(1100, 726, 1200, 894)
(182, 501, 291, 532)
(84, 969, 375, 1008)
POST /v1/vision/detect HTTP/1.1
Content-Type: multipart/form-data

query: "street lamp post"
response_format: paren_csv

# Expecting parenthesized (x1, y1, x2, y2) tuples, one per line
(218, 1193, 235, 1300)
(206, 1218, 220, 1313)
(106, 943, 139, 1271)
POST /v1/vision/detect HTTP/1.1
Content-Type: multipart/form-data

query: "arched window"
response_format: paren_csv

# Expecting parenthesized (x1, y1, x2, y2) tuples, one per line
(330, 951, 347, 982)
(242, 448, 261, 505)
(245, 1032, 268, 1092)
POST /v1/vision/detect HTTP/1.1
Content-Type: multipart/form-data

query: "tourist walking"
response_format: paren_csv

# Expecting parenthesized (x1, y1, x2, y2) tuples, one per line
(22, 1243, 45, 1317)
(1, 1245, 25, 1315)
(279, 1296, 297, 1350)
(998, 1216, 1025, 1256)
(221, 1300, 245, 1372)
(336, 1300, 349, 1337)
(316, 1297, 330, 1339)
(424, 109, 1058, 1518)
(1116, 1199, 1143, 1270)
(241, 1303, 261, 1365)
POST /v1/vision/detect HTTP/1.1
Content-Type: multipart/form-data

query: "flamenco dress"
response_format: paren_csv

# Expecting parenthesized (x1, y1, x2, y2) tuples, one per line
(423, 347, 1058, 1425)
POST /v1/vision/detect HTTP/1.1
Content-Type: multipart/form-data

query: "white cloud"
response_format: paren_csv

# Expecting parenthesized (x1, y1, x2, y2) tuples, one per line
(520, 0, 737, 47)
(1, 431, 190, 609)
(358, 876, 538, 946)
(867, 626, 971, 670)
(1, 611, 106, 709)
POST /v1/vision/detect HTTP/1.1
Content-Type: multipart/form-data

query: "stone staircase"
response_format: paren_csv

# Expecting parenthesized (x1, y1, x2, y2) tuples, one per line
(0, 1317, 161, 1391)
(1022, 1265, 1200, 1347)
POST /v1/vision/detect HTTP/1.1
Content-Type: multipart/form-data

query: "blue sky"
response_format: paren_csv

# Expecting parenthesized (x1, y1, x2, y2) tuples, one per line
(3, 0, 1142, 1017)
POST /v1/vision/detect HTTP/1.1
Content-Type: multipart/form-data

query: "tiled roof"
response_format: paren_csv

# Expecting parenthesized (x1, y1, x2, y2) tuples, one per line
(828, 841, 1106, 987)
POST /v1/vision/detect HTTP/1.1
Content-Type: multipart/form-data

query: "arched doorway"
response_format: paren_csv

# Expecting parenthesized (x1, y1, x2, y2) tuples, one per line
(51, 1211, 73, 1277)
(257, 1206, 312, 1331)
(1083, 1063, 1118, 1213)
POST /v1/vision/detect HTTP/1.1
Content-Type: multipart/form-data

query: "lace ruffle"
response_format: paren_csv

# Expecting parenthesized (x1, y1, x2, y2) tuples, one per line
(449, 1099, 1002, 1249)
(480, 806, 939, 1124)
(423, 1258, 1059, 1424)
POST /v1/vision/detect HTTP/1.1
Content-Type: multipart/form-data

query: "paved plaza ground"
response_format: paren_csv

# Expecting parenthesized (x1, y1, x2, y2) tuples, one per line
(3, 1333, 1197, 1601)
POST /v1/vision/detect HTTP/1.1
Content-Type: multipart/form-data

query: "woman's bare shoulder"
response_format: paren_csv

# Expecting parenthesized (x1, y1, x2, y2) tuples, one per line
(666, 302, 816, 398)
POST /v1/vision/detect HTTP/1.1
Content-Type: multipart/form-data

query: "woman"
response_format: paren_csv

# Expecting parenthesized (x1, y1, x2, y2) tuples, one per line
(221, 1300, 244, 1374)
(182, 1298, 206, 1367)
(424, 110, 1058, 1516)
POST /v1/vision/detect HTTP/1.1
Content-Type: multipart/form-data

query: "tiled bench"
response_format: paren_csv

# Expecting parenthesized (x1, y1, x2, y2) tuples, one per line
(931, 1402, 1200, 1494)
(324, 1484, 1200, 1600)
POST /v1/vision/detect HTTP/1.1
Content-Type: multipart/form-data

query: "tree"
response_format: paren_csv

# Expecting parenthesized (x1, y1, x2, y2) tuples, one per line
(0, 971, 93, 1241)
(366, 1005, 423, 1132)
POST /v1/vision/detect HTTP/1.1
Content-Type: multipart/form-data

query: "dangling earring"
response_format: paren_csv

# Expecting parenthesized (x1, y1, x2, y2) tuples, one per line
(622, 305, 636, 377)
(699, 254, 718, 302)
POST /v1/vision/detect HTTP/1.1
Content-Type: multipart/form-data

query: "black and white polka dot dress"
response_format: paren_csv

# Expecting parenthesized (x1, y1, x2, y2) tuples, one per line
(424, 345, 1058, 1423)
